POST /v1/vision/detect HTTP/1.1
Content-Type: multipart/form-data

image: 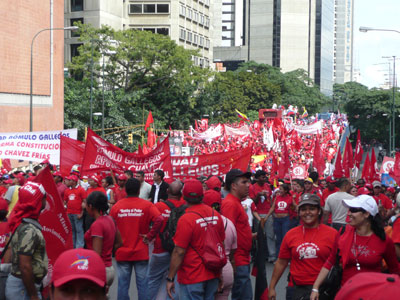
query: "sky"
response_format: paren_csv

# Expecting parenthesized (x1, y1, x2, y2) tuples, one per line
(354, 0, 400, 88)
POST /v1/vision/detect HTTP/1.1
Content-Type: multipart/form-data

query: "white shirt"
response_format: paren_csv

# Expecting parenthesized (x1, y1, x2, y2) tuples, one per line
(139, 181, 152, 200)
(241, 197, 254, 227)
(153, 182, 161, 204)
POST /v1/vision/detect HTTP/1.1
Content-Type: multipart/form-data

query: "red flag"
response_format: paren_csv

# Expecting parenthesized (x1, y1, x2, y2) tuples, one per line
(195, 120, 199, 131)
(370, 148, 380, 182)
(144, 110, 154, 131)
(1, 159, 12, 171)
(313, 136, 325, 175)
(137, 144, 143, 155)
(271, 152, 278, 176)
(333, 148, 344, 179)
(342, 138, 353, 177)
(361, 153, 371, 183)
(354, 130, 363, 168)
(278, 140, 290, 178)
(60, 135, 85, 177)
(389, 152, 400, 184)
(142, 144, 150, 155)
(147, 129, 156, 148)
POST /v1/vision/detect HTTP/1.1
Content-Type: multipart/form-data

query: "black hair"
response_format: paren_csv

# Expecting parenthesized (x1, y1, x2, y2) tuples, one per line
(136, 170, 145, 177)
(124, 170, 134, 177)
(0, 210, 7, 221)
(104, 176, 113, 186)
(33, 165, 42, 172)
(293, 179, 305, 188)
(309, 171, 319, 183)
(184, 195, 203, 205)
(280, 183, 290, 194)
(369, 213, 386, 241)
(86, 191, 109, 214)
(125, 178, 141, 197)
(337, 177, 350, 189)
(155, 169, 165, 180)
(255, 170, 267, 179)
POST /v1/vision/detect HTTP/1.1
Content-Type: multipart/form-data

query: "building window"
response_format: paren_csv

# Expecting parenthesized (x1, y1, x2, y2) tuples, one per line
(157, 4, 169, 13)
(71, 0, 83, 12)
(205, 17, 210, 28)
(157, 28, 169, 35)
(130, 27, 169, 36)
(199, 36, 204, 47)
(143, 4, 156, 13)
(179, 28, 186, 40)
(143, 28, 156, 33)
(129, 4, 142, 13)
(205, 39, 210, 49)
(70, 43, 82, 59)
(200, 14, 205, 25)
(187, 8, 192, 20)
(193, 11, 199, 23)
(193, 34, 198, 45)
(187, 31, 193, 42)
(70, 18, 83, 37)
(180, 4, 186, 17)
(129, 3, 169, 14)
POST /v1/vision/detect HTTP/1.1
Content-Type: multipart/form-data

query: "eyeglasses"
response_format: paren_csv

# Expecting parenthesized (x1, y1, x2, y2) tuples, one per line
(349, 207, 365, 213)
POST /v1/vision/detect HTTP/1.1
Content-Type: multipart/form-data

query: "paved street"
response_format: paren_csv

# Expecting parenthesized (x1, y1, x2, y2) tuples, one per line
(108, 259, 289, 300)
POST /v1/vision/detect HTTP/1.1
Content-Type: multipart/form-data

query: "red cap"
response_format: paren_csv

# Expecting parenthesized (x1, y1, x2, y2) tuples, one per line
(326, 176, 336, 183)
(90, 175, 101, 186)
(118, 174, 128, 181)
(203, 189, 221, 207)
(183, 179, 204, 199)
(0, 198, 8, 211)
(53, 171, 63, 178)
(66, 175, 79, 182)
(335, 272, 400, 300)
(205, 176, 222, 191)
(387, 187, 396, 194)
(4, 179, 12, 184)
(51, 249, 106, 288)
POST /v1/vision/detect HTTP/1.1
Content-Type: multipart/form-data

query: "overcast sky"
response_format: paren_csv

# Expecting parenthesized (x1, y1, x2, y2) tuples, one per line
(354, 0, 400, 88)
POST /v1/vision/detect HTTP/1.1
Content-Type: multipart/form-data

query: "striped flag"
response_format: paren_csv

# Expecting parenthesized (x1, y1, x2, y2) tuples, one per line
(235, 109, 250, 122)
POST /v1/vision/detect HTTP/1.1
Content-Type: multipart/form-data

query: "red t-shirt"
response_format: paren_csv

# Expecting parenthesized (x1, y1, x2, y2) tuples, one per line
(84, 215, 116, 267)
(0, 221, 10, 262)
(110, 197, 160, 261)
(221, 194, 253, 266)
(373, 193, 394, 210)
(0, 186, 7, 198)
(114, 187, 127, 202)
(274, 194, 293, 214)
(324, 232, 400, 285)
(64, 185, 87, 214)
(279, 224, 338, 285)
(87, 187, 106, 198)
(173, 203, 225, 284)
(154, 198, 185, 254)
(289, 193, 301, 218)
(392, 217, 400, 244)
(249, 183, 272, 214)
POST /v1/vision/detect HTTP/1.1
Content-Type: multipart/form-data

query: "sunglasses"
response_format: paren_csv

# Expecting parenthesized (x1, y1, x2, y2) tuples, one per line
(349, 207, 365, 213)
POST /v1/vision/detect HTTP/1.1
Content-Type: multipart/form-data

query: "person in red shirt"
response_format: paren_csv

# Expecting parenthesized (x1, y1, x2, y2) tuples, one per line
(221, 169, 253, 300)
(249, 170, 275, 262)
(290, 179, 305, 229)
(114, 174, 128, 202)
(392, 214, 400, 260)
(110, 178, 163, 300)
(64, 175, 86, 248)
(321, 176, 338, 226)
(85, 191, 121, 287)
(84, 175, 107, 232)
(304, 177, 322, 198)
(311, 195, 400, 300)
(53, 171, 67, 200)
(0, 197, 10, 299)
(268, 193, 338, 300)
(372, 181, 394, 218)
(270, 183, 293, 255)
(147, 180, 185, 300)
(166, 179, 225, 299)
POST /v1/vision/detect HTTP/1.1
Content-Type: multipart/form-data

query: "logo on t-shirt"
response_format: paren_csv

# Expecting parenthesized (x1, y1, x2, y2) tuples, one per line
(68, 194, 76, 201)
(351, 244, 373, 257)
(277, 201, 287, 209)
(296, 242, 320, 260)
(70, 254, 89, 270)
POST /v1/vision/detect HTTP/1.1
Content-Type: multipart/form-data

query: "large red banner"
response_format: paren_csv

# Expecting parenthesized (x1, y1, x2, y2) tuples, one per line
(172, 147, 252, 180)
(60, 135, 85, 177)
(36, 167, 73, 284)
(81, 129, 173, 182)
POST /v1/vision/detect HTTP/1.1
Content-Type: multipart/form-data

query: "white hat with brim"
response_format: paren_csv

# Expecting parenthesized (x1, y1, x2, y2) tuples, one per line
(342, 195, 378, 217)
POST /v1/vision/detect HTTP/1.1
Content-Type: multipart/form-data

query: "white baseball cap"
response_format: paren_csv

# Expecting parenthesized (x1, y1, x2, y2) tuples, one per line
(343, 195, 378, 217)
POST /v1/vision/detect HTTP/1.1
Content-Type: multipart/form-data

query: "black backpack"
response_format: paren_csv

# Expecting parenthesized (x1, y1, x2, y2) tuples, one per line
(159, 200, 188, 253)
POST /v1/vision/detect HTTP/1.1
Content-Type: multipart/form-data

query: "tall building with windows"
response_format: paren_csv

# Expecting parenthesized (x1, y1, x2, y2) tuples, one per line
(65, 0, 213, 68)
(214, 0, 337, 96)
(334, 0, 354, 84)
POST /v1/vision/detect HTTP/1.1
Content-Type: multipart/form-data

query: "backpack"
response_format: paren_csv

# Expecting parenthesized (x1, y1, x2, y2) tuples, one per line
(188, 210, 227, 272)
(159, 200, 188, 253)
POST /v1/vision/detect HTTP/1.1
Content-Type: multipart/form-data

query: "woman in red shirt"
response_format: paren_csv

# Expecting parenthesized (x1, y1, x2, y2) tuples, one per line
(268, 193, 338, 300)
(290, 179, 305, 229)
(270, 183, 294, 255)
(85, 191, 122, 287)
(311, 195, 400, 300)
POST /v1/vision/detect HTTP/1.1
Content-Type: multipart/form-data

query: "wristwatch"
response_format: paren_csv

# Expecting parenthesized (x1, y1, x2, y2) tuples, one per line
(166, 276, 174, 282)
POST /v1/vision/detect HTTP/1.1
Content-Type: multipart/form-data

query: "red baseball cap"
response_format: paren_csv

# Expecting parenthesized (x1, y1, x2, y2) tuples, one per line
(205, 176, 222, 191)
(358, 187, 370, 195)
(66, 175, 79, 182)
(51, 249, 106, 288)
(183, 179, 204, 199)
(203, 189, 221, 207)
(90, 175, 101, 186)
(335, 272, 400, 300)
(118, 174, 128, 181)
(4, 179, 12, 184)
(0, 198, 8, 211)
(326, 176, 336, 183)
(53, 171, 63, 178)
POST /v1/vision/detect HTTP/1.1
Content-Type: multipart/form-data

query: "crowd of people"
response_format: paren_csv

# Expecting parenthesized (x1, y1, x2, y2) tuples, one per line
(1, 160, 400, 300)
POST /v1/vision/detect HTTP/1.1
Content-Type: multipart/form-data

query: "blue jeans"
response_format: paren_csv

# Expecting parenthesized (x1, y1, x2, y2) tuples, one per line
(231, 264, 252, 300)
(179, 278, 218, 300)
(5, 274, 42, 300)
(117, 260, 148, 300)
(68, 214, 84, 248)
(274, 216, 290, 256)
(147, 252, 179, 300)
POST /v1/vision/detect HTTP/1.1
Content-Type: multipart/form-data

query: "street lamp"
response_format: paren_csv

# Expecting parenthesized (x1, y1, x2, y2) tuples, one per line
(30, 26, 78, 132)
(360, 26, 399, 155)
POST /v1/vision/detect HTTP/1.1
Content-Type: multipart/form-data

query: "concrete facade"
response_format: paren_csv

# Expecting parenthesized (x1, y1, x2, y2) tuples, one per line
(0, 0, 65, 132)
(65, 0, 213, 67)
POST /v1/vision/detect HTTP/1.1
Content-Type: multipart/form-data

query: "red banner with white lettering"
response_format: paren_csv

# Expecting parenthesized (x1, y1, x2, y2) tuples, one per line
(60, 135, 85, 177)
(36, 167, 73, 284)
(81, 129, 173, 182)
(172, 147, 252, 180)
